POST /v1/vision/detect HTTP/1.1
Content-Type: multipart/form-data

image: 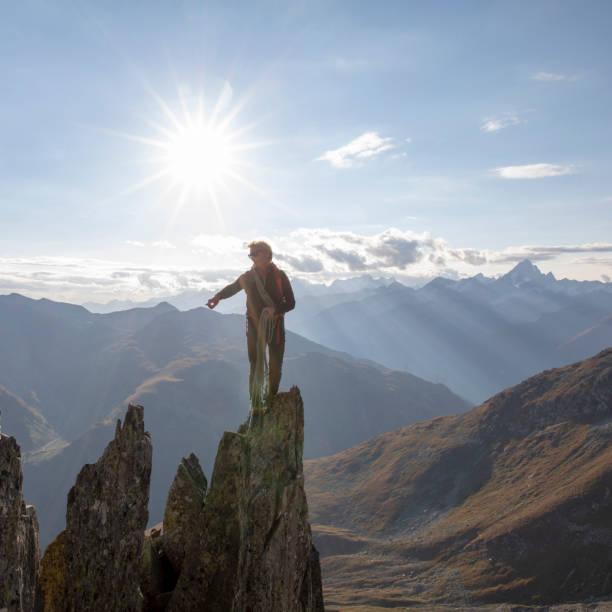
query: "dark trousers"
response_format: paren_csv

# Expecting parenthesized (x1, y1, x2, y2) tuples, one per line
(247, 317, 285, 398)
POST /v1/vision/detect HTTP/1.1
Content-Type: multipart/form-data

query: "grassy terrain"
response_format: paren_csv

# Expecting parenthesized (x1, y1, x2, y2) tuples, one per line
(306, 349, 612, 608)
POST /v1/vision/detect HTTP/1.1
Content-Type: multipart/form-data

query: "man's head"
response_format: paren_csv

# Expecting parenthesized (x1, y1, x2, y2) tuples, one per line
(248, 240, 273, 263)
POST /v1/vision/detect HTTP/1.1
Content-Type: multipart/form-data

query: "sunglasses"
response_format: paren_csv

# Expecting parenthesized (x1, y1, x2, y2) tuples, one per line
(248, 251, 260, 258)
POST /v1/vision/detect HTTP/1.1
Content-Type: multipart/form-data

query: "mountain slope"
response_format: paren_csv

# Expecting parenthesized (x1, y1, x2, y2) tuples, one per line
(0, 294, 157, 440)
(555, 313, 612, 365)
(304, 349, 612, 607)
(0, 294, 408, 442)
(0, 386, 58, 453)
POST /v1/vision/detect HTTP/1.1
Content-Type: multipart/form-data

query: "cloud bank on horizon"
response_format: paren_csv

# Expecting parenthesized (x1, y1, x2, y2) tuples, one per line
(2, 229, 611, 304)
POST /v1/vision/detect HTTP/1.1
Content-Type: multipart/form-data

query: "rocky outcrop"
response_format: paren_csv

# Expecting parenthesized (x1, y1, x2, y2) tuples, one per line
(162, 453, 207, 573)
(0, 434, 40, 612)
(38, 530, 67, 612)
(140, 454, 207, 611)
(5, 386, 322, 611)
(40, 404, 152, 611)
(142, 387, 324, 611)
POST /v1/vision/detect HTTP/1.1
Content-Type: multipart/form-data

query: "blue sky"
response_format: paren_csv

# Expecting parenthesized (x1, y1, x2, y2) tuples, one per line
(1, 0, 611, 302)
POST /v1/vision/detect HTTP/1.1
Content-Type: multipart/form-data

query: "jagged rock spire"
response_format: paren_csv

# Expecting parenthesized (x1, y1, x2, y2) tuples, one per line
(0, 434, 40, 612)
(144, 387, 324, 611)
(40, 404, 152, 611)
(163, 452, 208, 573)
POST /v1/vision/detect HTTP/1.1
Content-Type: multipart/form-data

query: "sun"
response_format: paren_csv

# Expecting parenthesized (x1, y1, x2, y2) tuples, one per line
(164, 122, 233, 191)
(118, 82, 262, 227)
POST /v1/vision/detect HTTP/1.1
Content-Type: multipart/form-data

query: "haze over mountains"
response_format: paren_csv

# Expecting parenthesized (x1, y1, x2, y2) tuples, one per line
(0, 292, 469, 548)
(82, 260, 612, 404)
(82, 274, 395, 315)
(292, 260, 612, 402)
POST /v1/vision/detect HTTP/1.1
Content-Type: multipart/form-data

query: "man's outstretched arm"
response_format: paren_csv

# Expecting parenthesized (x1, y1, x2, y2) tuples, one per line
(206, 276, 243, 309)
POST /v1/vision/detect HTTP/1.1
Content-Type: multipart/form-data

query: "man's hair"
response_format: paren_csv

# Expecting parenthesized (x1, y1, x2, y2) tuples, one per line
(248, 240, 273, 261)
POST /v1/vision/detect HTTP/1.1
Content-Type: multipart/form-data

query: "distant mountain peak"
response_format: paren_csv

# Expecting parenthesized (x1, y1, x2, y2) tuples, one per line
(328, 274, 393, 293)
(502, 259, 555, 286)
(153, 301, 178, 311)
(511, 258, 541, 274)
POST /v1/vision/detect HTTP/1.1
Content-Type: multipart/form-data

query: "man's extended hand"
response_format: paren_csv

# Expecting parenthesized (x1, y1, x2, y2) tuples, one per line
(207, 295, 220, 309)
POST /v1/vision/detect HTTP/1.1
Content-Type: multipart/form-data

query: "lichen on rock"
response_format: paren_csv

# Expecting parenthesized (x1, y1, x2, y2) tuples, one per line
(0, 434, 40, 612)
(39, 530, 67, 612)
(141, 387, 323, 612)
(40, 404, 152, 612)
(156, 387, 324, 611)
(162, 452, 207, 573)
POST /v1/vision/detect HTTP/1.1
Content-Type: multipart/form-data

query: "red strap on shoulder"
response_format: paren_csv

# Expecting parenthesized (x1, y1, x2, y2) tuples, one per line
(275, 268, 284, 297)
(274, 268, 285, 332)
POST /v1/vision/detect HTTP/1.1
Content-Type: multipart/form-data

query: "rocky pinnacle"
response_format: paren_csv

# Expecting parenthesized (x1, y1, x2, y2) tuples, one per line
(40, 404, 152, 612)
(0, 434, 40, 612)
(160, 387, 324, 611)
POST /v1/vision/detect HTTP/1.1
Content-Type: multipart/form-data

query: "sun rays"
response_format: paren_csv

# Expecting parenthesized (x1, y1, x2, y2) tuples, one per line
(117, 82, 264, 230)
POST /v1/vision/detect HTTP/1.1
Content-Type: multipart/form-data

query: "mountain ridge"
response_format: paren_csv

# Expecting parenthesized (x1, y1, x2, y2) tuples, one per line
(78, 260, 612, 314)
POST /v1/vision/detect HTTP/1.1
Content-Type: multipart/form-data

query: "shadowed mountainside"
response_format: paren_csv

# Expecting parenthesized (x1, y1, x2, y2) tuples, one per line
(305, 349, 612, 608)
(0, 293, 467, 445)
(0, 386, 58, 453)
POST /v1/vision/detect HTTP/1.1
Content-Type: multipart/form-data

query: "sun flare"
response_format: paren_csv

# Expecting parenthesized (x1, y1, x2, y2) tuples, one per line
(164, 122, 234, 192)
(119, 83, 262, 227)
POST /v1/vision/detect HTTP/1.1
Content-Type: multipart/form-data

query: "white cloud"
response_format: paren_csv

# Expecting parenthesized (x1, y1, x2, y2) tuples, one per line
(126, 239, 176, 249)
(531, 72, 567, 81)
(575, 257, 612, 266)
(490, 243, 612, 263)
(0, 256, 240, 304)
(493, 163, 575, 179)
(137, 272, 163, 289)
(274, 230, 612, 281)
(481, 113, 522, 133)
(275, 228, 440, 275)
(152, 240, 176, 249)
(317, 132, 395, 168)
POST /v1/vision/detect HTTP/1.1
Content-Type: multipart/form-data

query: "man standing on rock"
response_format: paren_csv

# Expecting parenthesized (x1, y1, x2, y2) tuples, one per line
(207, 241, 295, 409)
